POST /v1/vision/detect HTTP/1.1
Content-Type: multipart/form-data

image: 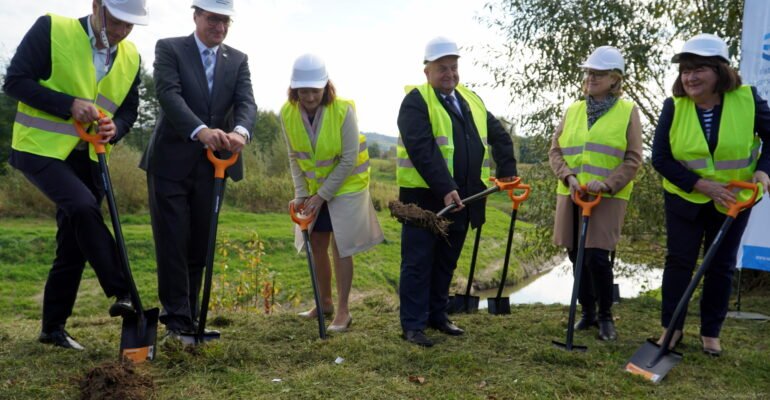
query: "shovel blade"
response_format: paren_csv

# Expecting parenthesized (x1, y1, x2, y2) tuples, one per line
(487, 297, 511, 315)
(448, 295, 480, 314)
(119, 308, 159, 363)
(624, 339, 682, 384)
(551, 340, 588, 352)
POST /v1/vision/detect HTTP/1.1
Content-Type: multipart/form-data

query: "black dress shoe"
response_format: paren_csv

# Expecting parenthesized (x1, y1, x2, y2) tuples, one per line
(574, 315, 599, 330)
(598, 319, 617, 341)
(429, 320, 464, 336)
(109, 295, 135, 317)
(39, 330, 85, 351)
(402, 330, 433, 347)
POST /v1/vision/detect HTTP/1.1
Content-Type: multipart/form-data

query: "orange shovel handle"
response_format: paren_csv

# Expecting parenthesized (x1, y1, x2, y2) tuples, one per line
(725, 181, 760, 217)
(206, 148, 239, 179)
(289, 201, 313, 231)
(508, 183, 531, 210)
(73, 110, 107, 154)
(572, 185, 602, 217)
(490, 176, 522, 191)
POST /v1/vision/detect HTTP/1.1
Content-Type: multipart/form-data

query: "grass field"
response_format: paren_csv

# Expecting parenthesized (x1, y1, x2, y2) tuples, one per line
(1, 210, 769, 399)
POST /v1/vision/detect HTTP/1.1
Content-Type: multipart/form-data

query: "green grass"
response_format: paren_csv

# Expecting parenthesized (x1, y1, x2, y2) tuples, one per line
(1, 211, 769, 399)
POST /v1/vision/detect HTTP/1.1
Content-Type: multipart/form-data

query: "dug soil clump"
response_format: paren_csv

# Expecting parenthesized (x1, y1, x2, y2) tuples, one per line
(80, 359, 154, 400)
(388, 200, 451, 237)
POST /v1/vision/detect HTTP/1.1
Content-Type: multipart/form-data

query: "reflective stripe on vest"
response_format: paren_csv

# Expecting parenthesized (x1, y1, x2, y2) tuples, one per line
(396, 83, 490, 188)
(556, 99, 635, 200)
(662, 85, 762, 211)
(281, 98, 370, 197)
(11, 14, 140, 162)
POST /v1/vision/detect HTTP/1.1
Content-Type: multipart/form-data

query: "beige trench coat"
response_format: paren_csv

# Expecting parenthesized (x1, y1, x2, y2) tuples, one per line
(548, 102, 643, 251)
(283, 103, 384, 258)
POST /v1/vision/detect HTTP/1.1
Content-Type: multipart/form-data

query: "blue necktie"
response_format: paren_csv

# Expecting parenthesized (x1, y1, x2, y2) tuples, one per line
(446, 94, 462, 117)
(203, 48, 215, 92)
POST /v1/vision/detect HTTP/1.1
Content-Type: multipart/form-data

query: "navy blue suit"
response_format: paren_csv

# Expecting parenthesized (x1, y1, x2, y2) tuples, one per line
(3, 15, 139, 333)
(397, 87, 517, 332)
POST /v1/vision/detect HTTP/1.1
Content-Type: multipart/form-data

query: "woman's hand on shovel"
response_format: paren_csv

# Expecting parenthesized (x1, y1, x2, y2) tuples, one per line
(566, 175, 584, 197)
(303, 195, 326, 217)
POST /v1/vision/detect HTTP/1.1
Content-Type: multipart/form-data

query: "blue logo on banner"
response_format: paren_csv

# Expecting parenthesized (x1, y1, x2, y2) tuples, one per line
(741, 245, 770, 272)
(763, 33, 770, 61)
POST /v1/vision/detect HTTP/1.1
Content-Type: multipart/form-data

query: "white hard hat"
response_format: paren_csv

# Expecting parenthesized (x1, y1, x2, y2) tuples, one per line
(103, 0, 149, 26)
(579, 46, 624, 74)
(672, 33, 729, 63)
(424, 36, 460, 63)
(290, 54, 328, 89)
(192, 0, 235, 16)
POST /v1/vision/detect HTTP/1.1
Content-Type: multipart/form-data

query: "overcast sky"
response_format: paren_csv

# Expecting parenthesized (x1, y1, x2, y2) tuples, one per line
(0, 0, 515, 137)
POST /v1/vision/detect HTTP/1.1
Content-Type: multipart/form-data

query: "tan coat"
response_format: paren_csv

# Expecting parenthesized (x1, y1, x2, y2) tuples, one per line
(548, 103, 643, 251)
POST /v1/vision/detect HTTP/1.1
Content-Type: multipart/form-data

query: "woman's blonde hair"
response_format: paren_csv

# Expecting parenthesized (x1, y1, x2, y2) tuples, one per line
(582, 70, 624, 97)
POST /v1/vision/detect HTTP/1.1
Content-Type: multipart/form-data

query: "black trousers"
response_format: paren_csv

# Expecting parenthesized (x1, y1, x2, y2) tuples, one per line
(19, 149, 128, 333)
(399, 221, 468, 332)
(147, 158, 220, 332)
(568, 247, 614, 319)
(661, 197, 751, 337)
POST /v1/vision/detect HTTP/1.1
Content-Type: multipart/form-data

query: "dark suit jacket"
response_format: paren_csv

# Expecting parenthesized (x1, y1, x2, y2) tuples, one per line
(140, 34, 256, 181)
(397, 87, 518, 229)
(4, 15, 140, 173)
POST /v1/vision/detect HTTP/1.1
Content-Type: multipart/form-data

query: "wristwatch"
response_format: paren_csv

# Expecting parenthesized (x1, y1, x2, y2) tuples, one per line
(233, 126, 250, 143)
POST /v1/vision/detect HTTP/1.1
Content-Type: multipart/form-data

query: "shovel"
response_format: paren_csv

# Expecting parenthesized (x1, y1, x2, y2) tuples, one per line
(389, 177, 522, 237)
(75, 116, 159, 363)
(448, 225, 482, 314)
(290, 202, 327, 339)
(624, 181, 759, 383)
(552, 186, 601, 352)
(488, 183, 531, 315)
(188, 149, 239, 345)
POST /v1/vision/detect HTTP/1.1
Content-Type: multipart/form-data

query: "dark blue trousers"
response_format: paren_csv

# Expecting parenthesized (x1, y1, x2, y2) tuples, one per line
(661, 196, 751, 337)
(399, 222, 468, 332)
(20, 149, 128, 333)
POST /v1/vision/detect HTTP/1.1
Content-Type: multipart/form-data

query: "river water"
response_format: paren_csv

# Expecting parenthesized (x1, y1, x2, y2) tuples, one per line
(475, 256, 663, 307)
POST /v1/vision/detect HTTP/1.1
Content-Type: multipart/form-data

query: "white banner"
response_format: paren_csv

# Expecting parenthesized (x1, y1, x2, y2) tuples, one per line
(737, 0, 770, 272)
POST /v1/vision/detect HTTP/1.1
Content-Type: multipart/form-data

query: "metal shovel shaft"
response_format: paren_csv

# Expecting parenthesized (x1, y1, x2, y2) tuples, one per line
(303, 230, 327, 339)
(565, 215, 589, 350)
(464, 226, 482, 298)
(495, 208, 518, 299)
(197, 177, 225, 342)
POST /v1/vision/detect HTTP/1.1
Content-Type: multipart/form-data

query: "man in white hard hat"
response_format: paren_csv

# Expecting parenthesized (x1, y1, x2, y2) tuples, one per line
(140, 0, 256, 342)
(2, 0, 149, 350)
(396, 36, 518, 347)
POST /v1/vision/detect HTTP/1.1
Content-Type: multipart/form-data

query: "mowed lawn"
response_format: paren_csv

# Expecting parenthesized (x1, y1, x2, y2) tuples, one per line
(1, 211, 769, 399)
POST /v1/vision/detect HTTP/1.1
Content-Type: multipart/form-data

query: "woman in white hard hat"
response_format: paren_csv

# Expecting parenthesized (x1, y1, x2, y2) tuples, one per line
(651, 33, 770, 356)
(549, 46, 643, 341)
(281, 54, 384, 332)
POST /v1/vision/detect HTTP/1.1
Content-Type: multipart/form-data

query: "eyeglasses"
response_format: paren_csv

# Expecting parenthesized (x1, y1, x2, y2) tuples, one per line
(205, 15, 232, 27)
(584, 70, 610, 78)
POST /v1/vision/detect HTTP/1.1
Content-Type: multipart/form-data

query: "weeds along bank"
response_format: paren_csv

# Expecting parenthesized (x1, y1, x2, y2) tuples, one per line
(0, 144, 398, 217)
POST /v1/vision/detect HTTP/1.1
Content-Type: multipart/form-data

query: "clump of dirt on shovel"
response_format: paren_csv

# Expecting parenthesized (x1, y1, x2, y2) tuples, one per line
(79, 359, 154, 400)
(388, 200, 450, 237)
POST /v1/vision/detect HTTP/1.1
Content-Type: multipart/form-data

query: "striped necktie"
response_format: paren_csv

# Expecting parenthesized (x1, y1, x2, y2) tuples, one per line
(202, 48, 215, 92)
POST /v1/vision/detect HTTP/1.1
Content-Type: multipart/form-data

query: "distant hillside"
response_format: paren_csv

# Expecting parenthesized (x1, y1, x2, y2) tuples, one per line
(363, 132, 397, 151)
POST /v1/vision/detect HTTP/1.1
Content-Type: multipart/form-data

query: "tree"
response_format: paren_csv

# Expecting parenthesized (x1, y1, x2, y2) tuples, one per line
(122, 63, 158, 152)
(251, 109, 282, 153)
(369, 142, 382, 158)
(476, 0, 744, 260)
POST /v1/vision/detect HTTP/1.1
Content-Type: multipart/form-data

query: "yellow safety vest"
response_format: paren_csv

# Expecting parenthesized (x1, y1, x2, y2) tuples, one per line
(396, 83, 490, 188)
(556, 99, 635, 200)
(662, 85, 762, 212)
(11, 14, 140, 162)
(281, 98, 370, 197)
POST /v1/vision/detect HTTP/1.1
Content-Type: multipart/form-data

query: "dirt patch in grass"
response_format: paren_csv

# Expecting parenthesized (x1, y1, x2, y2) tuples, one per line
(79, 360, 154, 400)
